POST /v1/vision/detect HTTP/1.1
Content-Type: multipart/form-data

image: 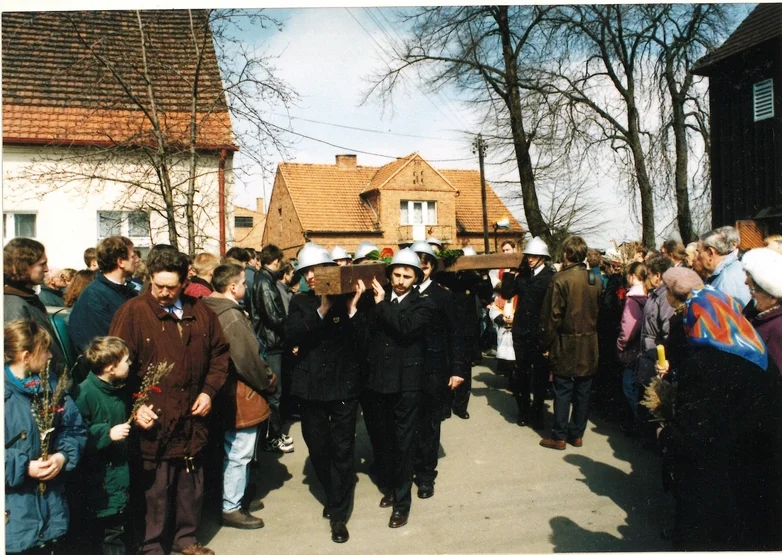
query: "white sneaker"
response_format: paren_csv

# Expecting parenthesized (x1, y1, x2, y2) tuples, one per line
(263, 437, 294, 453)
(280, 433, 294, 446)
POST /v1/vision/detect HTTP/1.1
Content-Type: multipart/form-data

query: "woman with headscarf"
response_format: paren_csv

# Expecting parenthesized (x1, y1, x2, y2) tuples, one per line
(742, 247, 782, 372)
(656, 268, 781, 551)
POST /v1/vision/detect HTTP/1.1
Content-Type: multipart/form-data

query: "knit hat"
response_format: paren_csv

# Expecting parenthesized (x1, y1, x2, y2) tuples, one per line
(742, 247, 782, 298)
(662, 267, 704, 300)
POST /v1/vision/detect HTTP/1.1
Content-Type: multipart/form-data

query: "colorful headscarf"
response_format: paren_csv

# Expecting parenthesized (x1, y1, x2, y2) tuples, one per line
(685, 286, 768, 370)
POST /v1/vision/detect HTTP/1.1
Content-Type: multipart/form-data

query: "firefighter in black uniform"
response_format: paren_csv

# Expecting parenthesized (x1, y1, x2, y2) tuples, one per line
(410, 240, 467, 499)
(365, 248, 434, 529)
(285, 243, 368, 543)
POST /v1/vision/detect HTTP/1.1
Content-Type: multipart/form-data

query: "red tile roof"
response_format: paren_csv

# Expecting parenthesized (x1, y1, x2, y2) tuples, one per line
(278, 155, 523, 234)
(693, 4, 782, 75)
(2, 10, 235, 149)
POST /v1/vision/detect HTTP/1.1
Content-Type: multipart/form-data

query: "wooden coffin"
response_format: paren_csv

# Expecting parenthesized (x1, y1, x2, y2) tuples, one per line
(443, 253, 524, 272)
(312, 263, 388, 295)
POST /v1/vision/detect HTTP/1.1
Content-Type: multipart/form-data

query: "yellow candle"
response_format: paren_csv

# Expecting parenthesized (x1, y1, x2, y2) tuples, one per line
(657, 344, 666, 365)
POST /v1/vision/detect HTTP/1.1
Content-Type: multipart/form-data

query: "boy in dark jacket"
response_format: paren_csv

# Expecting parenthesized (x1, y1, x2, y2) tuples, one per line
(75, 336, 132, 555)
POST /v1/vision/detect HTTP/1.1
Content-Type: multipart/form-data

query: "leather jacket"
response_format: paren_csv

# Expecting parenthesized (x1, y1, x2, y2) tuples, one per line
(251, 267, 286, 354)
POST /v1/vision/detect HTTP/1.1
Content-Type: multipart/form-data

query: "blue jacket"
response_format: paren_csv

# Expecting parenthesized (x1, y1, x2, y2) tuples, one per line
(68, 273, 137, 352)
(707, 251, 751, 308)
(4, 367, 87, 553)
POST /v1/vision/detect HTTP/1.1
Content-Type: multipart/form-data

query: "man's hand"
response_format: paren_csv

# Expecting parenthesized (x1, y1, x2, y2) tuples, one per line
(37, 453, 66, 481)
(110, 423, 131, 441)
(28, 457, 50, 479)
(191, 393, 212, 417)
(372, 278, 385, 304)
(135, 404, 158, 430)
(448, 376, 465, 390)
(266, 372, 278, 394)
(348, 279, 366, 314)
(318, 294, 333, 317)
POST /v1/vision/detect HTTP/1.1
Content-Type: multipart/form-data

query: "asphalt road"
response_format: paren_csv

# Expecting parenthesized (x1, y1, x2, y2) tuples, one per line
(200, 358, 674, 554)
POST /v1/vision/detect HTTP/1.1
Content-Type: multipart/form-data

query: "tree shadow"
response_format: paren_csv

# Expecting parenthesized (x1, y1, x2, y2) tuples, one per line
(549, 515, 629, 552)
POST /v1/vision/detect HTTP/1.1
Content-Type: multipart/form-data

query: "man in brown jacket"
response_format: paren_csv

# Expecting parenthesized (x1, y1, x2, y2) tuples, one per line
(202, 264, 276, 531)
(109, 249, 229, 555)
(538, 236, 603, 450)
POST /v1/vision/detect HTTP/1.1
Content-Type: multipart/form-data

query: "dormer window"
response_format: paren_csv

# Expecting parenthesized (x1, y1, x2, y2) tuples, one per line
(400, 200, 437, 225)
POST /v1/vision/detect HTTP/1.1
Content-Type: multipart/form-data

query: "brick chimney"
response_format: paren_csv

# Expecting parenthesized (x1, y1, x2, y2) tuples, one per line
(256, 197, 265, 214)
(335, 154, 357, 170)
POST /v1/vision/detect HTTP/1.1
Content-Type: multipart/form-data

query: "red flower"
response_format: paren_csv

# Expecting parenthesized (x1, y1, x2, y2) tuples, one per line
(380, 247, 395, 258)
(148, 386, 162, 394)
(48, 406, 65, 413)
(132, 393, 141, 399)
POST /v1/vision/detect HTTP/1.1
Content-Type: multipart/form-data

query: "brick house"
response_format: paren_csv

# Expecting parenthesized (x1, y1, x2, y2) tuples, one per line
(2, 11, 237, 266)
(262, 153, 524, 256)
(234, 198, 266, 251)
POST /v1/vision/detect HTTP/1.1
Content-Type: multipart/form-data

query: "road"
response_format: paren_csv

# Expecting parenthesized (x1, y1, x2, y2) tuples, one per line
(200, 358, 673, 554)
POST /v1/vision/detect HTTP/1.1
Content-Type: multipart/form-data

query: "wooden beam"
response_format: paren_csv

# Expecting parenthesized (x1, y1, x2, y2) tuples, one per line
(312, 263, 388, 295)
(443, 253, 523, 272)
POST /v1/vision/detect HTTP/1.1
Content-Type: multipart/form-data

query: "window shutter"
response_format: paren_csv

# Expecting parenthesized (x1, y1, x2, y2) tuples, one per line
(753, 79, 774, 121)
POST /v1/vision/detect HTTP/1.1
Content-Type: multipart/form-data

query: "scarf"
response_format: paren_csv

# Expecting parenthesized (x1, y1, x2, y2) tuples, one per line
(685, 286, 768, 371)
(4, 364, 42, 394)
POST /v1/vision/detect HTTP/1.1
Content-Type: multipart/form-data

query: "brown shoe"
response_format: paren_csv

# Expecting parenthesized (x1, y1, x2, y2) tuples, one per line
(222, 508, 265, 529)
(539, 438, 566, 450)
(567, 437, 583, 447)
(179, 543, 215, 555)
(379, 494, 395, 508)
(389, 510, 409, 528)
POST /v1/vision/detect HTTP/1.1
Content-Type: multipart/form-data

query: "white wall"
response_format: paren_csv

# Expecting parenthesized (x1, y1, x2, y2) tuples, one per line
(2, 145, 234, 269)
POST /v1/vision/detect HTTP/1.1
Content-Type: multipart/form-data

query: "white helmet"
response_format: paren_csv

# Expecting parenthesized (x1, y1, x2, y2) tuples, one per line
(354, 241, 380, 261)
(330, 245, 352, 261)
(523, 237, 550, 258)
(427, 236, 443, 248)
(386, 248, 424, 283)
(297, 243, 335, 272)
(410, 240, 439, 269)
(461, 246, 477, 256)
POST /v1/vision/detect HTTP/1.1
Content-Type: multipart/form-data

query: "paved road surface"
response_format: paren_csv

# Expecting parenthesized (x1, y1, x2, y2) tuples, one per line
(200, 358, 673, 554)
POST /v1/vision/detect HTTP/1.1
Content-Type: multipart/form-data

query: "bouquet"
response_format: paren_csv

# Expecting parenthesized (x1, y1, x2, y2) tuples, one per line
(30, 360, 70, 494)
(640, 375, 677, 422)
(127, 361, 174, 424)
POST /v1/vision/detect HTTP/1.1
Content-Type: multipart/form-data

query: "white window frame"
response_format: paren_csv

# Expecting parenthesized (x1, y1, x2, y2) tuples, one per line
(3, 212, 37, 241)
(97, 210, 152, 247)
(753, 78, 774, 122)
(400, 200, 437, 225)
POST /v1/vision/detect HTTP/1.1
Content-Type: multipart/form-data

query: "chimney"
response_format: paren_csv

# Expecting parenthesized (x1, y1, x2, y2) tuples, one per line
(255, 197, 265, 215)
(335, 154, 357, 170)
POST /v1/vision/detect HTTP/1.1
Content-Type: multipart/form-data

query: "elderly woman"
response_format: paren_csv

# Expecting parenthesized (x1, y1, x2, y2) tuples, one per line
(742, 247, 782, 371)
(656, 268, 780, 551)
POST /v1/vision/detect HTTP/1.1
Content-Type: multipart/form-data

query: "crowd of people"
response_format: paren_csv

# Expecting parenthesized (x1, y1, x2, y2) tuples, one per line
(4, 224, 782, 554)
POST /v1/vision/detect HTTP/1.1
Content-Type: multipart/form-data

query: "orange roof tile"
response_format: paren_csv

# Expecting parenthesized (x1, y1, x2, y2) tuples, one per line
(278, 155, 523, 234)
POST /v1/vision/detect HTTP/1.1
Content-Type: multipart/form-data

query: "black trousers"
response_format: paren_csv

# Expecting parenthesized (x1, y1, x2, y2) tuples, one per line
(359, 389, 387, 487)
(414, 378, 446, 486)
(265, 353, 284, 439)
(88, 513, 127, 555)
(301, 398, 359, 522)
(551, 375, 593, 441)
(368, 389, 423, 513)
(511, 342, 549, 416)
(449, 367, 471, 414)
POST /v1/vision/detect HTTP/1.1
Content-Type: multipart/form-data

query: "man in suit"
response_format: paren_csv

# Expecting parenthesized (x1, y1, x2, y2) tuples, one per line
(365, 248, 434, 528)
(284, 243, 367, 543)
(500, 237, 556, 429)
(410, 241, 466, 500)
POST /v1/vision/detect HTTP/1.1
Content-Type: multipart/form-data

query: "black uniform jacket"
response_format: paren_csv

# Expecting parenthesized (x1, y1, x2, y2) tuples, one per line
(285, 291, 368, 402)
(417, 281, 468, 382)
(436, 271, 493, 361)
(251, 267, 286, 353)
(501, 265, 556, 345)
(364, 286, 435, 394)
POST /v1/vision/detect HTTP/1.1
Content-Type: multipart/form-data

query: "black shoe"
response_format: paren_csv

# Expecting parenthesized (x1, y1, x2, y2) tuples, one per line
(441, 411, 452, 421)
(322, 506, 331, 519)
(417, 483, 434, 499)
(389, 510, 409, 528)
(379, 494, 395, 508)
(516, 414, 529, 427)
(331, 520, 349, 543)
(454, 410, 470, 420)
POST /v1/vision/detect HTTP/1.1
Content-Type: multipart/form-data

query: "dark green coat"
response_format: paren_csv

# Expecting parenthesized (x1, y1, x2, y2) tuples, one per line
(74, 372, 130, 518)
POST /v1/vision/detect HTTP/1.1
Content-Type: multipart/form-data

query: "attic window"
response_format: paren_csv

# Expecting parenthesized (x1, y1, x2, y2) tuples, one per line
(753, 79, 774, 121)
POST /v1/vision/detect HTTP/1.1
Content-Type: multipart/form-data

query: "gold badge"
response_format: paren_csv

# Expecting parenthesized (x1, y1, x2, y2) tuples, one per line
(466, 290, 471, 295)
(333, 317, 340, 324)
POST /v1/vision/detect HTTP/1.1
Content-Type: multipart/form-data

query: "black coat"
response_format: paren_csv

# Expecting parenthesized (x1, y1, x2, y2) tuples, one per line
(501, 265, 556, 349)
(284, 291, 367, 402)
(364, 287, 434, 394)
(437, 271, 492, 362)
(251, 267, 286, 354)
(417, 281, 468, 384)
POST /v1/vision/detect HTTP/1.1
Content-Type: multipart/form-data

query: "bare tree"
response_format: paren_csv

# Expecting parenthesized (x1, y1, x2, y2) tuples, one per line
(364, 6, 555, 243)
(4, 10, 295, 254)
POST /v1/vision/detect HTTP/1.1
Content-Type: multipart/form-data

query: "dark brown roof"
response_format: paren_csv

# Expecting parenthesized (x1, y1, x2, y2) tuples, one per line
(2, 10, 234, 148)
(693, 4, 782, 75)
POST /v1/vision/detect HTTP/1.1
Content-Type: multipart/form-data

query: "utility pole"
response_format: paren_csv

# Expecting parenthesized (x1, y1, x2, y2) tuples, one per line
(474, 134, 490, 253)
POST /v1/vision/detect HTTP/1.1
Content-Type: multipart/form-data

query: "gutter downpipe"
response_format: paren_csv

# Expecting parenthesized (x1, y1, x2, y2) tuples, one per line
(219, 148, 227, 256)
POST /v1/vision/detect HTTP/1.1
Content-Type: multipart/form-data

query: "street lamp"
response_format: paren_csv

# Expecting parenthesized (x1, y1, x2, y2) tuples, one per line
(493, 217, 511, 252)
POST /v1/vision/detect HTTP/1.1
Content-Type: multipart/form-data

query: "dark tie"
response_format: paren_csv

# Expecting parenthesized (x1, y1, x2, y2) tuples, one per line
(391, 298, 399, 305)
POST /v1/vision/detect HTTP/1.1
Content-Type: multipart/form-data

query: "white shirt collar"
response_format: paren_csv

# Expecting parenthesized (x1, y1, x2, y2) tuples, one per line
(533, 265, 545, 276)
(391, 290, 411, 304)
(418, 279, 433, 293)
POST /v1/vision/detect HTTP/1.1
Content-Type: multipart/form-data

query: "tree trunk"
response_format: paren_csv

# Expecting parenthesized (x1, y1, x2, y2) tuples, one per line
(671, 98, 694, 242)
(496, 7, 550, 242)
(627, 103, 656, 248)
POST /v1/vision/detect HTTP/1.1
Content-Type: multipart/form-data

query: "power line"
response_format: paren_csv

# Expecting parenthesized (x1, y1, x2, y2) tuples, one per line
(264, 119, 471, 163)
(270, 112, 464, 142)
